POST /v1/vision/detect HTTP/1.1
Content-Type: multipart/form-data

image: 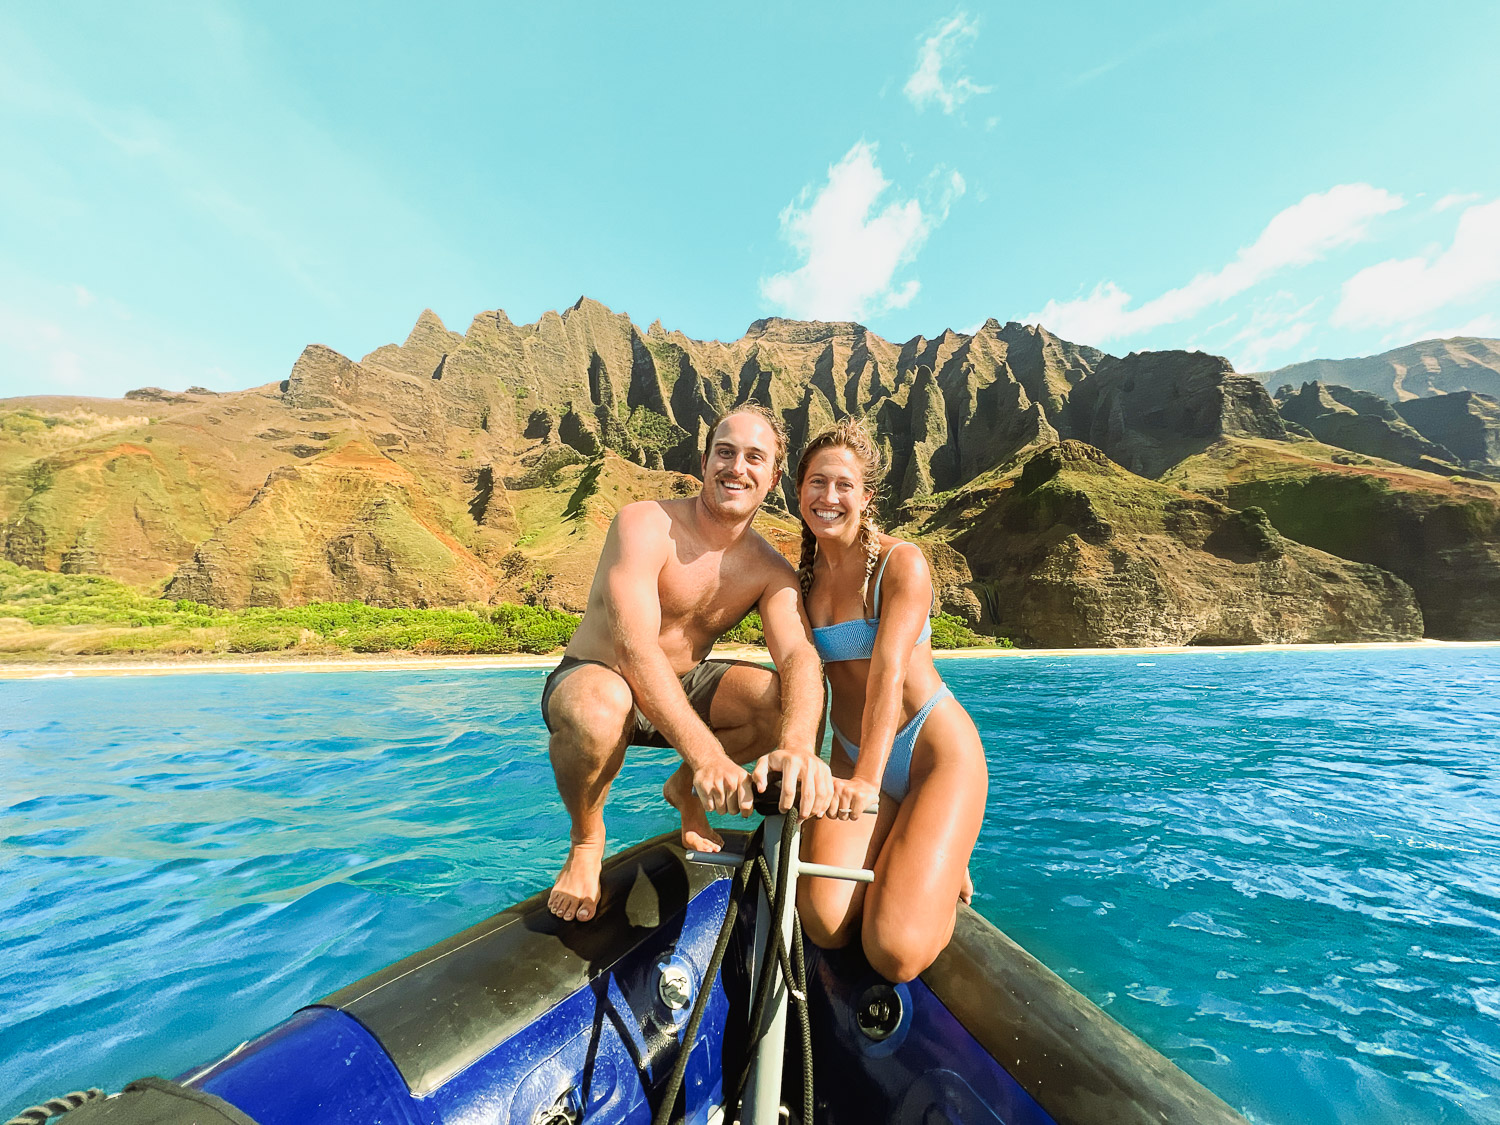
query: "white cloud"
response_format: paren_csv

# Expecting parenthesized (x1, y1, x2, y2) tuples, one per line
(1030, 184, 1405, 344)
(1221, 294, 1321, 373)
(904, 13, 992, 114)
(1417, 313, 1500, 340)
(1434, 192, 1481, 213)
(760, 142, 963, 322)
(0, 279, 251, 398)
(1332, 198, 1500, 331)
(0, 306, 85, 391)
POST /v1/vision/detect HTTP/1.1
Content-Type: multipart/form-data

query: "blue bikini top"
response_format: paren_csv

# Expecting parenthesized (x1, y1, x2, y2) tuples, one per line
(811, 542, 932, 663)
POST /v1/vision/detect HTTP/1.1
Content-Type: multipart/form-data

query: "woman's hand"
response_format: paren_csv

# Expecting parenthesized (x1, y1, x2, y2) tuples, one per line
(829, 776, 881, 821)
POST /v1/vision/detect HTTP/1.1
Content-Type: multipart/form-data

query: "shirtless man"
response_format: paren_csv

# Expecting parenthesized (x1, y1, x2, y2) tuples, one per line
(541, 404, 833, 922)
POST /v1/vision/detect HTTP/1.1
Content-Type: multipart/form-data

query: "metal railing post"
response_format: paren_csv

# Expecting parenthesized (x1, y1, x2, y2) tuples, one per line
(742, 812, 797, 1125)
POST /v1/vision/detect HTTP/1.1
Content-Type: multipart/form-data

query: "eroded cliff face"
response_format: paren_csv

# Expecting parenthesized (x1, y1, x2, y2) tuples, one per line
(903, 442, 1421, 647)
(1065, 351, 1288, 478)
(436, 306, 1105, 514)
(1395, 391, 1500, 469)
(1165, 438, 1500, 641)
(1, 302, 1493, 642)
(165, 441, 498, 608)
(1275, 382, 1464, 476)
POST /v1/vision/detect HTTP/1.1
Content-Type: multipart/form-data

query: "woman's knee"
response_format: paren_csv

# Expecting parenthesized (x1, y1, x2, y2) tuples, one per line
(862, 916, 947, 984)
(797, 885, 858, 950)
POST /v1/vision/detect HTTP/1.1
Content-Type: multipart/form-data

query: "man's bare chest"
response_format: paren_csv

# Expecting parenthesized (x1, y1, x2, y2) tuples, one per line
(658, 552, 759, 629)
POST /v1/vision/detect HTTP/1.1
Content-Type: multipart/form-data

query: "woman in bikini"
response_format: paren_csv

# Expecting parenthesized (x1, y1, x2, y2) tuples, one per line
(795, 418, 988, 983)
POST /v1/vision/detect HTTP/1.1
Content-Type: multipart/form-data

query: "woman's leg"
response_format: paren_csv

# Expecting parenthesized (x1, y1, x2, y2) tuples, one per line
(797, 742, 899, 949)
(860, 699, 987, 982)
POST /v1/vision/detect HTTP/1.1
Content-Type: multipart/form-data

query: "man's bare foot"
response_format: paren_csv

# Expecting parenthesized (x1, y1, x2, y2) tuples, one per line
(664, 766, 724, 853)
(960, 866, 974, 905)
(549, 839, 605, 922)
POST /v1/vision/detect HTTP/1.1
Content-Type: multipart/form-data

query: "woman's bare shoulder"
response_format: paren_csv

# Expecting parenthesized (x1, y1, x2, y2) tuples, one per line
(876, 538, 932, 596)
(878, 537, 929, 571)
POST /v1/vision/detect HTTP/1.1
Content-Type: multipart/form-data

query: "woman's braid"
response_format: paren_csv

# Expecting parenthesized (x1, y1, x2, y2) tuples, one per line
(797, 522, 818, 600)
(858, 511, 882, 614)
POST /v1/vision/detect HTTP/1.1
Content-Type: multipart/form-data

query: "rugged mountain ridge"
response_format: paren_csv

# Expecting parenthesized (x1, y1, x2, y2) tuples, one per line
(1274, 382, 1465, 476)
(1395, 391, 1500, 468)
(1258, 336, 1500, 401)
(4, 300, 1497, 643)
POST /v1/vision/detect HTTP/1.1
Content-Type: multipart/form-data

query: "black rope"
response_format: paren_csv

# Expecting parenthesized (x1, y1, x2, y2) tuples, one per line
(792, 919, 813, 1125)
(654, 808, 818, 1125)
(651, 851, 754, 1125)
(731, 810, 813, 1118)
(4, 1089, 103, 1125)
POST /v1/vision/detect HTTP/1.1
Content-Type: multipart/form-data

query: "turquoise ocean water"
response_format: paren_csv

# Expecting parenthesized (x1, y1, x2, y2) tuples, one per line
(2, 649, 1498, 1123)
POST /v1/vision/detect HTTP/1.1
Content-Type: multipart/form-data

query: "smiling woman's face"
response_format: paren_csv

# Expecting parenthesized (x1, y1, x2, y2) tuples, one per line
(798, 446, 872, 540)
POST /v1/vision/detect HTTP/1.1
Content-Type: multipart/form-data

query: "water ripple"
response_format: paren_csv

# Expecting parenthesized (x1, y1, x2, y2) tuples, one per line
(2, 651, 1499, 1123)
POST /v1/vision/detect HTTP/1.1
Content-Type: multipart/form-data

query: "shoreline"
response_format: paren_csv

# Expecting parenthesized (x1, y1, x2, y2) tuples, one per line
(1, 638, 1496, 680)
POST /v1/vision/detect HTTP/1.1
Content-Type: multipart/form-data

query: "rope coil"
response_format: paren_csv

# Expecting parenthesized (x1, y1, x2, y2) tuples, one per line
(4, 1088, 104, 1125)
(653, 812, 814, 1125)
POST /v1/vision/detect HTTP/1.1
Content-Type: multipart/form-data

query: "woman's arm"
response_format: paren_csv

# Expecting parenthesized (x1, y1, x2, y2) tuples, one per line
(850, 542, 933, 791)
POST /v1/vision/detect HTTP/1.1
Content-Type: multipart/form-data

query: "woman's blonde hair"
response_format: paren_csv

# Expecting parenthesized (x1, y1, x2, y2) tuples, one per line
(793, 417, 886, 609)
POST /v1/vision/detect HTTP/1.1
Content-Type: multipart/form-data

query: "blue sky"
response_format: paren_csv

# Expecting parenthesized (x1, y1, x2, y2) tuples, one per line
(2, 1, 1498, 400)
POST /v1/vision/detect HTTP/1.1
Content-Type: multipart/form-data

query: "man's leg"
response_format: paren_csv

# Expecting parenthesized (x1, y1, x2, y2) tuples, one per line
(545, 664, 635, 921)
(663, 662, 781, 852)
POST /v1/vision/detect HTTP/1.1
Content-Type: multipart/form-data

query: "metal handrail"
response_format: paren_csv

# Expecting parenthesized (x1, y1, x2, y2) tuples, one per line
(683, 783, 878, 1125)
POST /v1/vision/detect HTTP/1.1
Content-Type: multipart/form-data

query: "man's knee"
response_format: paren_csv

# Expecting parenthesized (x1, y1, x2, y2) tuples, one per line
(743, 668, 782, 742)
(549, 671, 635, 756)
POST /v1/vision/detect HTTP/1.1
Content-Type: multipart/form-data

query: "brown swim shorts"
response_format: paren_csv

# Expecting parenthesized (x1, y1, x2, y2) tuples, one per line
(539, 655, 738, 748)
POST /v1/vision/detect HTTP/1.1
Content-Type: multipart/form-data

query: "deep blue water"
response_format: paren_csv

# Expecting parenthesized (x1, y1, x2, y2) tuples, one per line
(2, 649, 1499, 1123)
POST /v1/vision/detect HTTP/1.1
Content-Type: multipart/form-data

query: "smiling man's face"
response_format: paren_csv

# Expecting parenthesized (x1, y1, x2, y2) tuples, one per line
(700, 411, 780, 521)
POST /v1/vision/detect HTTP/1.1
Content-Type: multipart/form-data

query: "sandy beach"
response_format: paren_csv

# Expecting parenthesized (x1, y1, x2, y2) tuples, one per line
(1, 638, 1495, 679)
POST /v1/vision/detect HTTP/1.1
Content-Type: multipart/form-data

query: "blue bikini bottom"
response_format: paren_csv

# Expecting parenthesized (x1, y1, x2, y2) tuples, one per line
(828, 685, 953, 803)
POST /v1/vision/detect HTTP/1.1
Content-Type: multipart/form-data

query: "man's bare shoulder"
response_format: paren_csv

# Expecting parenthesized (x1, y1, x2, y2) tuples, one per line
(740, 527, 797, 579)
(611, 499, 682, 538)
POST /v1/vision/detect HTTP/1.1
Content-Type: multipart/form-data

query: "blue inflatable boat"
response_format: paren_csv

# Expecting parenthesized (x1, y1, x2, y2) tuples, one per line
(15, 804, 1247, 1125)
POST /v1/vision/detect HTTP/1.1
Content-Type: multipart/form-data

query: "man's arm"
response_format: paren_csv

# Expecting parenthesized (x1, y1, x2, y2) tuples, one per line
(753, 556, 833, 817)
(605, 504, 719, 763)
(605, 505, 752, 813)
(758, 567, 824, 756)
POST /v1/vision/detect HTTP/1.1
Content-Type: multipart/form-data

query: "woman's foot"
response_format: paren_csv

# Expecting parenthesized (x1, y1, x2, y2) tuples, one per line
(665, 765, 724, 852)
(548, 838, 605, 922)
(960, 866, 974, 905)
